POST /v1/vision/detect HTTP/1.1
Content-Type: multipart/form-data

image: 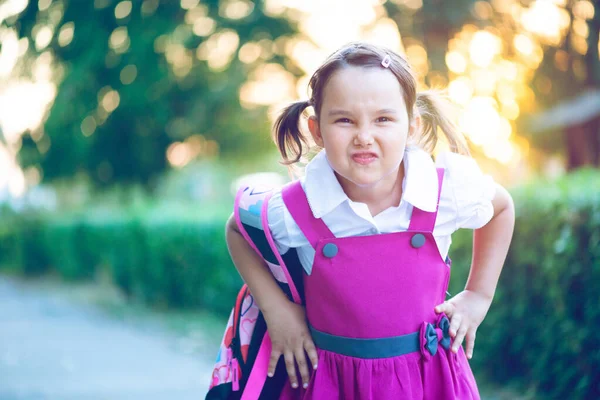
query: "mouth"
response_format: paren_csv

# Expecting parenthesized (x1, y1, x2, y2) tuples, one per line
(351, 152, 378, 165)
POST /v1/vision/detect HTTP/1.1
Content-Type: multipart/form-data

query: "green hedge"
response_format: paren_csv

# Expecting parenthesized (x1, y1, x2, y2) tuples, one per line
(0, 205, 241, 316)
(1, 169, 598, 399)
(448, 169, 600, 399)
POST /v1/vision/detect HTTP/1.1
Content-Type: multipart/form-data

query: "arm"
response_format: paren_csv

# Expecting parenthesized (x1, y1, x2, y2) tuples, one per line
(225, 214, 318, 389)
(435, 183, 515, 359)
(226, 214, 291, 314)
(466, 183, 515, 300)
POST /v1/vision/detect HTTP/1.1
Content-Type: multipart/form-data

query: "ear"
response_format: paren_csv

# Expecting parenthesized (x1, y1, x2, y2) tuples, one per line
(308, 116, 324, 148)
(408, 113, 421, 140)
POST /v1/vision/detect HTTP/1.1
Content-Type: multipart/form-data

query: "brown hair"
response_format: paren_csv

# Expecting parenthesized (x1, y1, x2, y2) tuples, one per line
(273, 42, 469, 165)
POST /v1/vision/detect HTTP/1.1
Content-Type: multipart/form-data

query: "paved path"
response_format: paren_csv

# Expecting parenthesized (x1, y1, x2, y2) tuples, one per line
(0, 275, 531, 400)
(0, 276, 215, 400)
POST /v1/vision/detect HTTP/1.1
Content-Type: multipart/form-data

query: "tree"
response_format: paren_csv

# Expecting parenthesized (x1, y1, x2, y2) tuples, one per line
(385, 0, 599, 170)
(5, 0, 297, 187)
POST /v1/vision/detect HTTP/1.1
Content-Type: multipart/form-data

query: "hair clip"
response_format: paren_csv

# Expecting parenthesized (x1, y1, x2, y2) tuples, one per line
(381, 54, 391, 68)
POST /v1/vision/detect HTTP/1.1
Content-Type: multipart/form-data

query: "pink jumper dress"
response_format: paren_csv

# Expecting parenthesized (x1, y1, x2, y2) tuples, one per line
(278, 169, 480, 400)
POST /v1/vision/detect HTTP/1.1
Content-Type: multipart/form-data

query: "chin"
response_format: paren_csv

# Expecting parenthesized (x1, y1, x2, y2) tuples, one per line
(346, 174, 382, 188)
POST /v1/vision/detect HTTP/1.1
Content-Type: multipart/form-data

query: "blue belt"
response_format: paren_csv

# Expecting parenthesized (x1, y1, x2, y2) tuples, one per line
(309, 316, 451, 359)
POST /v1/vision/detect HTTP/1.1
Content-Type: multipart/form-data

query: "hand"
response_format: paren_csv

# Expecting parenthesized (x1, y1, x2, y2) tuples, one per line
(263, 301, 318, 389)
(434, 290, 492, 359)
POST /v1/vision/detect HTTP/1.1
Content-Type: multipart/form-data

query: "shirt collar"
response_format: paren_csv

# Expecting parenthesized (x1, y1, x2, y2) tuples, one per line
(303, 150, 348, 218)
(402, 146, 439, 213)
(303, 146, 439, 218)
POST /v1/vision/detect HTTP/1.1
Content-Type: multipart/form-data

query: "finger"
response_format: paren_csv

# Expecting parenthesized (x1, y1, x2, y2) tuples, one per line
(465, 329, 477, 359)
(452, 323, 469, 353)
(304, 339, 319, 370)
(294, 348, 310, 389)
(268, 349, 281, 378)
(434, 301, 454, 316)
(449, 314, 462, 338)
(284, 352, 299, 389)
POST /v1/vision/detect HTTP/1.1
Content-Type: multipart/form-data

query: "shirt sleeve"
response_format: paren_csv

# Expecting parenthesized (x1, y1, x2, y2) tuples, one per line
(266, 189, 292, 254)
(267, 185, 318, 275)
(436, 152, 496, 231)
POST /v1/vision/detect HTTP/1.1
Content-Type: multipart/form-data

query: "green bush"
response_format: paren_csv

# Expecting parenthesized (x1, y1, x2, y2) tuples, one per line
(448, 169, 600, 400)
(0, 202, 242, 316)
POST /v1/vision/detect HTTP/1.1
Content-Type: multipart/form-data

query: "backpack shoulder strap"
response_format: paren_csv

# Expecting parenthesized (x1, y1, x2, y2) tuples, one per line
(281, 180, 335, 249)
(234, 184, 304, 399)
(234, 184, 302, 304)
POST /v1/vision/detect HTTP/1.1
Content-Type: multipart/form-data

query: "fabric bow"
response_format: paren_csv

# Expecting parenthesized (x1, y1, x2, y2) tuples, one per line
(420, 314, 451, 359)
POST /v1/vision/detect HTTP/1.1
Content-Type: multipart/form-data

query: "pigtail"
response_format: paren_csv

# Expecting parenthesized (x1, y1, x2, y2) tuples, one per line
(273, 100, 311, 165)
(416, 91, 470, 156)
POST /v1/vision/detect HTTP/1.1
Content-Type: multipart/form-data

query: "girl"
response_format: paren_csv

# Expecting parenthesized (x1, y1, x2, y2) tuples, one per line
(225, 42, 515, 399)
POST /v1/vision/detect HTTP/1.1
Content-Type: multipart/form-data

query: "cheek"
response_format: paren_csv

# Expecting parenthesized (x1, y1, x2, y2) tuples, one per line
(321, 127, 349, 148)
(380, 131, 408, 159)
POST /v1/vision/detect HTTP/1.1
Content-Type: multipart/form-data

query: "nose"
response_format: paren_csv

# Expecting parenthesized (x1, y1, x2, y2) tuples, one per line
(354, 126, 374, 146)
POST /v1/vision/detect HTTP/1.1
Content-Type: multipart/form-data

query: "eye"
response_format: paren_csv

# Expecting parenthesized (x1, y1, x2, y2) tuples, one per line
(335, 118, 352, 124)
(376, 117, 391, 123)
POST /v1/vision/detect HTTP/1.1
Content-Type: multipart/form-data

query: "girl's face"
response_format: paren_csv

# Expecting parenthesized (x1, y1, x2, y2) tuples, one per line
(308, 66, 415, 190)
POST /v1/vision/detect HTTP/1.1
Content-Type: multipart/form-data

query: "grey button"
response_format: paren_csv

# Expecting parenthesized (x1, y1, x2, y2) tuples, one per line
(322, 243, 338, 258)
(411, 233, 426, 248)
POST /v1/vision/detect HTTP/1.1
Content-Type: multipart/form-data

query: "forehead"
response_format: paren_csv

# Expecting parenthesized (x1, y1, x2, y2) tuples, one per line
(321, 66, 405, 110)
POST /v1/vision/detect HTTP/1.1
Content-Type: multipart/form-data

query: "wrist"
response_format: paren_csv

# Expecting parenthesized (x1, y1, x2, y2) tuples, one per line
(260, 292, 294, 317)
(464, 288, 494, 303)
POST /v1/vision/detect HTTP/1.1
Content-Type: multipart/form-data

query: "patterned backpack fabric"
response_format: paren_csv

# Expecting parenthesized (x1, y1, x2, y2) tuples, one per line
(206, 184, 305, 400)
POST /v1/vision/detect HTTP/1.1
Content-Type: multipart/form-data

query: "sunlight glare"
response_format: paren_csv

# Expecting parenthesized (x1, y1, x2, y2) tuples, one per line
(34, 25, 53, 51)
(364, 18, 403, 54)
(197, 29, 240, 71)
(109, 27, 130, 53)
(0, 81, 56, 144)
(521, 1, 566, 45)
(0, 0, 28, 25)
(573, 1, 595, 20)
(101, 89, 120, 113)
(220, 0, 255, 20)
(114, 1, 132, 19)
(239, 42, 262, 64)
(446, 51, 467, 73)
(472, 68, 497, 95)
(193, 17, 216, 37)
(81, 116, 97, 137)
(0, 28, 19, 77)
(240, 63, 296, 107)
(58, 22, 75, 47)
(459, 97, 500, 146)
(181, 0, 200, 10)
(295, 0, 378, 51)
(469, 31, 502, 68)
(448, 77, 473, 106)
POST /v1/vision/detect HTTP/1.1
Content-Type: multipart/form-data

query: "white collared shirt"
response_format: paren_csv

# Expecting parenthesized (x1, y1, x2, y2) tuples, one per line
(267, 146, 496, 275)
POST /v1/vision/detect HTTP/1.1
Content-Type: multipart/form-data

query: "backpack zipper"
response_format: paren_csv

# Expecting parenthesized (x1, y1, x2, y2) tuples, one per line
(227, 347, 240, 391)
(229, 284, 249, 391)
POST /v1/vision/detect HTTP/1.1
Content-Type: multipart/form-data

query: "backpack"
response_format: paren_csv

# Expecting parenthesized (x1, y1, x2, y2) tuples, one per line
(206, 184, 305, 400)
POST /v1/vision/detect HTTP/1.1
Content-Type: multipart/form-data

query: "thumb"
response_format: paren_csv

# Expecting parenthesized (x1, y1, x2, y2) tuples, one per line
(434, 301, 453, 316)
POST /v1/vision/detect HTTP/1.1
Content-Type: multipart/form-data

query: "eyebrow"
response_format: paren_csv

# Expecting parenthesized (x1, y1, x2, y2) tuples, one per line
(327, 109, 399, 117)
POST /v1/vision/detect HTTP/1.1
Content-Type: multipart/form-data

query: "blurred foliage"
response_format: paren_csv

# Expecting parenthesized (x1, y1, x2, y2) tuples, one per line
(0, 200, 240, 314)
(1, 169, 599, 398)
(448, 168, 600, 400)
(2, 0, 598, 191)
(384, 0, 600, 168)
(8, 0, 296, 187)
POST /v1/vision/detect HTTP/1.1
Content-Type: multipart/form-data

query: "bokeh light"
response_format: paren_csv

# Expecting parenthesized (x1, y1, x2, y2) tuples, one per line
(0, 0, 598, 198)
